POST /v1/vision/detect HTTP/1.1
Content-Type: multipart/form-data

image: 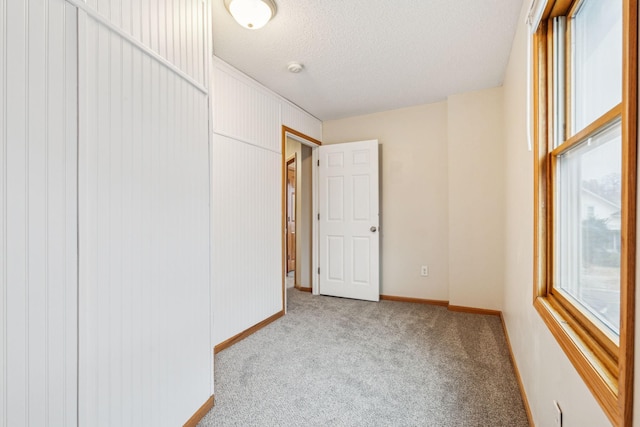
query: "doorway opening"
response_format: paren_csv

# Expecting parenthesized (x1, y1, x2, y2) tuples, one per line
(281, 126, 321, 312)
(285, 154, 297, 283)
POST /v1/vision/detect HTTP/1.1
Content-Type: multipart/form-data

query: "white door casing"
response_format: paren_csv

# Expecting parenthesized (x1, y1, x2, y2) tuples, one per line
(318, 140, 380, 301)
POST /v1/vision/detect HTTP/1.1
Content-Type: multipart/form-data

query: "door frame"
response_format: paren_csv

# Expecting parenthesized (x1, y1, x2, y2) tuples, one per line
(281, 126, 322, 312)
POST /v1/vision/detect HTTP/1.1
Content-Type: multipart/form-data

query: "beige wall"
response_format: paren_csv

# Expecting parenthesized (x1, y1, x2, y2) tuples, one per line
(501, 1, 612, 426)
(323, 103, 450, 301)
(322, 92, 505, 308)
(447, 88, 505, 311)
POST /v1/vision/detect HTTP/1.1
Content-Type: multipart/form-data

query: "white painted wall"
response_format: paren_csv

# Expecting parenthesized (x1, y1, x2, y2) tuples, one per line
(447, 88, 505, 311)
(1, 1, 78, 425)
(210, 58, 322, 346)
(501, 1, 613, 426)
(77, 6, 212, 426)
(322, 103, 450, 302)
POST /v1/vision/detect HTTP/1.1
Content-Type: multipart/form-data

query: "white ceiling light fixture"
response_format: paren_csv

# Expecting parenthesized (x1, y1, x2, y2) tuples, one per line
(224, 0, 277, 30)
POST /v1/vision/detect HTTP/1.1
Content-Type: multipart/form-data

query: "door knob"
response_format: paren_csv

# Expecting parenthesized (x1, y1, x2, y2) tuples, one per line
(370, 226, 377, 232)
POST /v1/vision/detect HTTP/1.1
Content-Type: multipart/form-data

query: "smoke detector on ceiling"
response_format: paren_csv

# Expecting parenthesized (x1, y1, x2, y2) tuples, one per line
(287, 62, 304, 73)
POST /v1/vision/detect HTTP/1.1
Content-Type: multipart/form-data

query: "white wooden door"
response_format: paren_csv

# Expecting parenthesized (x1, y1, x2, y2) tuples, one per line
(318, 140, 379, 301)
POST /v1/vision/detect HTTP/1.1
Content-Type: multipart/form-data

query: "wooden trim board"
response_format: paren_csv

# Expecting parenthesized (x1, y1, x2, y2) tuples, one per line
(500, 315, 535, 427)
(183, 395, 215, 427)
(380, 294, 448, 306)
(448, 305, 501, 317)
(294, 285, 312, 293)
(380, 294, 501, 316)
(283, 125, 322, 146)
(214, 310, 285, 354)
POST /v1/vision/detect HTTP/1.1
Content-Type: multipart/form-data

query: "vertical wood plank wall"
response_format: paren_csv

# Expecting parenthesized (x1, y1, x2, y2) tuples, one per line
(78, 8, 211, 427)
(1, 1, 78, 425)
(81, 0, 206, 87)
(210, 58, 321, 346)
(210, 134, 281, 344)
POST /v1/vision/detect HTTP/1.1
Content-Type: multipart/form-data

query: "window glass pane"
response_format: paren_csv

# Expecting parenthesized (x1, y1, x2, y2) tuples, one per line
(554, 120, 621, 336)
(572, 0, 622, 132)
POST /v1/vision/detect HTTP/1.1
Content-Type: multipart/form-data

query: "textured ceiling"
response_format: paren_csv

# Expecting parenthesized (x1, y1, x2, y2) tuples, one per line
(212, 0, 524, 121)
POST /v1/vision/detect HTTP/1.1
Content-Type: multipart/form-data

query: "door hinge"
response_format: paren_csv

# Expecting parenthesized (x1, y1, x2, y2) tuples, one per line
(317, 213, 320, 220)
(317, 268, 320, 275)
(317, 160, 320, 167)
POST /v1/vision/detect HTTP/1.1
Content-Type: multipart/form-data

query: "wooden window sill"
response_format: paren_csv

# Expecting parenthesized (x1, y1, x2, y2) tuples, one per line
(534, 296, 620, 423)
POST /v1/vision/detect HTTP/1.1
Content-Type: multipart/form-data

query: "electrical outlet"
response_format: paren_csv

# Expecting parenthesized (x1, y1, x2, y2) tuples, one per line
(553, 400, 562, 427)
(420, 266, 429, 277)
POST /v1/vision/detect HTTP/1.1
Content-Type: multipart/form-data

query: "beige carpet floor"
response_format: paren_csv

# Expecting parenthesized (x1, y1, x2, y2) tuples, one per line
(198, 288, 529, 427)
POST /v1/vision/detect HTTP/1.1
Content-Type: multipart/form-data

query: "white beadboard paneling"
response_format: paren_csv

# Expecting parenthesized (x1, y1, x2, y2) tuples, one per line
(1, 1, 78, 426)
(211, 134, 282, 345)
(72, 0, 207, 86)
(213, 65, 281, 153)
(78, 12, 212, 427)
(66, 0, 207, 95)
(209, 57, 321, 346)
(282, 101, 323, 142)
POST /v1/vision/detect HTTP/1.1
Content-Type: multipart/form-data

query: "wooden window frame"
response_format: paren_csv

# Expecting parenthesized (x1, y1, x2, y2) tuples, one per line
(532, 0, 638, 425)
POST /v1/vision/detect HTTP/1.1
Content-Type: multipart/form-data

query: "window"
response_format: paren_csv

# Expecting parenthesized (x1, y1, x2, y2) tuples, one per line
(532, 0, 637, 425)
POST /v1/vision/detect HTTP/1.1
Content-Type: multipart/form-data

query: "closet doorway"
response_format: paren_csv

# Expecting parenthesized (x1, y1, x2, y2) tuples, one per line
(281, 126, 322, 311)
(286, 155, 297, 275)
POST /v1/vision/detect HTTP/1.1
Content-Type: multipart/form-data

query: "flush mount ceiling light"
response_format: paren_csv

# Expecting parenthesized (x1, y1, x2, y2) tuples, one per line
(224, 0, 277, 30)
